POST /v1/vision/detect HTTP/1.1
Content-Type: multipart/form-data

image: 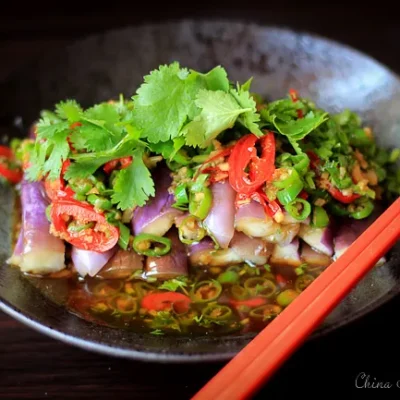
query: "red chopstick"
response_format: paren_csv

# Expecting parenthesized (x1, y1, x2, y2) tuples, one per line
(192, 197, 400, 400)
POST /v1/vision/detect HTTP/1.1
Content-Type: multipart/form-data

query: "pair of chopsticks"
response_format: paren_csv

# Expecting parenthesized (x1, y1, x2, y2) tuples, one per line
(192, 197, 400, 400)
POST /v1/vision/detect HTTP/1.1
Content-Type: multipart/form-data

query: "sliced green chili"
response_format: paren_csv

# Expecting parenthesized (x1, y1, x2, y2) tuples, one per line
(191, 280, 222, 303)
(249, 304, 282, 321)
(273, 168, 299, 189)
(189, 187, 212, 220)
(295, 274, 315, 292)
(132, 233, 171, 256)
(108, 293, 138, 314)
(178, 215, 206, 244)
(91, 280, 123, 297)
(276, 289, 299, 307)
(87, 194, 113, 211)
(68, 176, 95, 195)
(131, 282, 155, 297)
(349, 198, 374, 220)
(244, 277, 277, 298)
(118, 222, 130, 250)
(326, 200, 350, 217)
(202, 304, 233, 321)
(67, 221, 95, 233)
(284, 198, 311, 221)
(172, 184, 189, 210)
(312, 206, 330, 228)
(217, 270, 239, 284)
(276, 179, 304, 205)
(230, 284, 249, 300)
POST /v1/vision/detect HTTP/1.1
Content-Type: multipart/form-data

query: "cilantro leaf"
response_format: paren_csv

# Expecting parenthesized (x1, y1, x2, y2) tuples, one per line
(25, 141, 50, 181)
(66, 126, 144, 180)
(158, 277, 188, 292)
(131, 62, 201, 143)
(191, 65, 230, 92)
(82, 103, 122, 136)
(55, 100, 83, 122)
(35, 118, 69, 140)
(182, 89, 252, 147)
(71, 122, 117, 152)
(230, 84, 263, 136)
(111, 148, 155, 209)
(261, 99, 328, 140)
(64, 159, 103, 179)
(43, 130, 70, 179)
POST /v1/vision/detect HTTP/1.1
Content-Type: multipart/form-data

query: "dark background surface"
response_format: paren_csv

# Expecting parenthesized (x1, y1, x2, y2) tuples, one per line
(1, 3, 400, 399)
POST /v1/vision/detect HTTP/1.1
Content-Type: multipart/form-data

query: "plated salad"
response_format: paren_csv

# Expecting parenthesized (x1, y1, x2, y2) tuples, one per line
(3, 62, 400, 336)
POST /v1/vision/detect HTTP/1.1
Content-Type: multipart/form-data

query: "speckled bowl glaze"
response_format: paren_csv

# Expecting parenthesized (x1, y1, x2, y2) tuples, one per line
(0, 20, 399, 362)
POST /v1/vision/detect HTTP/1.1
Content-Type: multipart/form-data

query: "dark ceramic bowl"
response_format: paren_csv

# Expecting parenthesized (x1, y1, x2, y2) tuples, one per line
(0, 20, 400, 363)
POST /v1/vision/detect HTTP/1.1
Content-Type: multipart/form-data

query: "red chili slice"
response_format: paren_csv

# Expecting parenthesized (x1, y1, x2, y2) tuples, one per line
(0, 145, 23, 184)
(228, 132, 275, 195)
(50, 199, 119, 252)
(141, 292, 191, 314)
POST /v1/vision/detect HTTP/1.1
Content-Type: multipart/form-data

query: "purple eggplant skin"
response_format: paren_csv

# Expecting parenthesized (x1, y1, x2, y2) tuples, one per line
(270, 238, 302, 267)
(145, 230, 188, 280)
(8, 180, 65, 274)
(300, 243, 331, 267)
(188, 237, 242, 267)
(98, 249, 144, 279)
(298, 224, 334, 257)
(7, 227, 24, 266)
(203, 180, 236, 249)
(71, 246, 117, 278)
(334, 214, 386, 265)
(230, 232, 272, 266)
(132, 165, 183, 237)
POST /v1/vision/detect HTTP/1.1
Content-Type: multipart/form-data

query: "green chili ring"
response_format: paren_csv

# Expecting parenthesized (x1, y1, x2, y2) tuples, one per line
(132, 233, 172, 256)
(276, 289, 299, 307)
(90, 280, 124, 297)
(350, 199, 374, 220)
(312, 206, 330, 228)
(295, 274, 315, 292)
(244, 277, 277, 298)
(273, 168, 299, 189)
(276, 179, 304, 205)
(189, 186, 213, 220)
(327, 201, 351, 217)
(284, 198, 311, 221)
(202, 304, 233, 321)
(191, 280, 222, 303)
(178, 215, 206, 244)
(229, 284, 249, 300)
(107, 293, 138, 314)
(217, 270, 240, 284)
(249, 304, 282, 321)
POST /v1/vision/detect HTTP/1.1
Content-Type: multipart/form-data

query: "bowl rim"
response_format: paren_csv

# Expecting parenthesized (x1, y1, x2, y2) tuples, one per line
(1, 18, 400, 362)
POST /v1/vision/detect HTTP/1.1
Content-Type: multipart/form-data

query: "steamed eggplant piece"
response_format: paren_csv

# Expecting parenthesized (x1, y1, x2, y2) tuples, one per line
(230, 232, 273, 266)
(145, 230, 188, 280)
(298, 224, 333, 257)
(188, 238, 242, 267)
(71, 246, 117, 278)
(270, 238, 302, 267)
(235, 201, 278, 237)
(300, 243, 331, 267)
(7, 180, 65, 274)
(98, 249, 144, 279)
(334, 216, 386, 265)
(132, 165, 183, 237)
(263, 223, 300, 245)
(203, 180, 236, 248)
(7, 227, 24, 267)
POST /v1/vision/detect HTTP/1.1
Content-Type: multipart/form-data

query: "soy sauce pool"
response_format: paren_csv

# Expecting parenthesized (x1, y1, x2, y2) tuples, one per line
(26, 263, 326, 337)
